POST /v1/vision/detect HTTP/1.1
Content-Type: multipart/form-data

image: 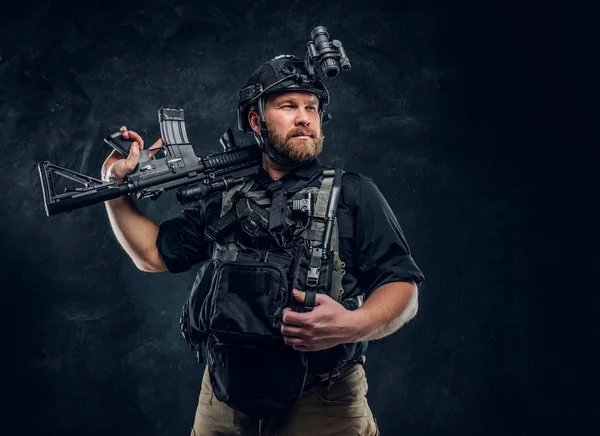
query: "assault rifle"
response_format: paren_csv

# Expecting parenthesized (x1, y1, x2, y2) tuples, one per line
(37, 106, 262, 216)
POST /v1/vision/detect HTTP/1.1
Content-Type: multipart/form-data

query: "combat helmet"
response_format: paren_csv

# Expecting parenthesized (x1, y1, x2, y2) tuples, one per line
(238, 55, 330, 133)
(237, 55, 330, 166)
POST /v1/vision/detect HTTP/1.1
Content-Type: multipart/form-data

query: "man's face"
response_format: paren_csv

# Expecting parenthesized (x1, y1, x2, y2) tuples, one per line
(250, 91, 323, 163)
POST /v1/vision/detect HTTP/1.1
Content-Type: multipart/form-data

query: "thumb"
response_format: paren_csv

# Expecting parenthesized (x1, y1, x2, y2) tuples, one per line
(125, 142, 140, 170)
(292, 289, 305, 303)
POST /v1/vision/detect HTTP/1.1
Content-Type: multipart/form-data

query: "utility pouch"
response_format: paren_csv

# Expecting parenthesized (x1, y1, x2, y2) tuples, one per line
(180, 259, 220, 347)
(202, 257, 307, 418)
(206, 334, 307, 418)
(207, 260, 289, 344)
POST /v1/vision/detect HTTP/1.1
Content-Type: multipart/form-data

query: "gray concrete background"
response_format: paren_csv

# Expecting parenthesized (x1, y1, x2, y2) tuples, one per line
(0, 0, 594, 434)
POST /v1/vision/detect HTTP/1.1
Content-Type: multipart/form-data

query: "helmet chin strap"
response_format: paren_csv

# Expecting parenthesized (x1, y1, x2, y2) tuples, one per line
(256, 121, 302, 167)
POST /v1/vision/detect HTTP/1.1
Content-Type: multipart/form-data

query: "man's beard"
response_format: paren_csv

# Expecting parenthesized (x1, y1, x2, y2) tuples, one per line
(267, 125, 323, 164)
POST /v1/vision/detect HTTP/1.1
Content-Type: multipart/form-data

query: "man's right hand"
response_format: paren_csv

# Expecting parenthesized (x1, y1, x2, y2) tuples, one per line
(101, 126, 164, 184)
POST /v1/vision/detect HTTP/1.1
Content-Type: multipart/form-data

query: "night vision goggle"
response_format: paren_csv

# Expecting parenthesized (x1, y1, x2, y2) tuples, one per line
(239, 25, 351, 105)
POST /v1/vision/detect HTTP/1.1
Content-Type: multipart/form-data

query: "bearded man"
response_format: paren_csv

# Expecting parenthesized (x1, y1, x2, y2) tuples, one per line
(101, 55, 424, 436)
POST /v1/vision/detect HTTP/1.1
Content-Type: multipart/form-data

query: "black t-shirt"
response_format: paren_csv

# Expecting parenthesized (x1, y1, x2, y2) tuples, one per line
(156, 157, 424, 373)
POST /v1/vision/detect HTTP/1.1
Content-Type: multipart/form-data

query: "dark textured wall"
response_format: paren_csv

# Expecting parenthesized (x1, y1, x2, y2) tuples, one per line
(0, 0, 593, 435)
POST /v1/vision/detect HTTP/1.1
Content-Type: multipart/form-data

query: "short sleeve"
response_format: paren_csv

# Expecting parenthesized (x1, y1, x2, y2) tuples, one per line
(351, 177, 424, 296)
(156, 195, 219, 273)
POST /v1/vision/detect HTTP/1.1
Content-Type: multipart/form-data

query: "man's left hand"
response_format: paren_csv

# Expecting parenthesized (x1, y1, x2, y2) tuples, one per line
(281, 289, 356, 352)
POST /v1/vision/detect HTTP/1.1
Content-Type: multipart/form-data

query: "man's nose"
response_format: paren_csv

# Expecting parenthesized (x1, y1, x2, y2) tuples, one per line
(295, 108, 311, 126)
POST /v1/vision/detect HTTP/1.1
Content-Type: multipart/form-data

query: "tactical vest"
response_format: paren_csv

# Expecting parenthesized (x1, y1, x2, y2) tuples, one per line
(180, 168, 347, 418)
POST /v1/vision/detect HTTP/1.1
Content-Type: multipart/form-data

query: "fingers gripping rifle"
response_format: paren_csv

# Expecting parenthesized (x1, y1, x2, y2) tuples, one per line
(37, 107, 262, 216)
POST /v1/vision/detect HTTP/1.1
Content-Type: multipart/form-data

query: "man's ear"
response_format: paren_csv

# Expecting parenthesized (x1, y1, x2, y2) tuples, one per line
(248, 110, 261, 136)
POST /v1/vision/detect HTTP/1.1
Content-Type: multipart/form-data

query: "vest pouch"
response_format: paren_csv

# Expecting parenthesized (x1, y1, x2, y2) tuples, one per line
(208, 261, 288, 344)
(181, 259, 220, 346)
(206, 334, 307, 418)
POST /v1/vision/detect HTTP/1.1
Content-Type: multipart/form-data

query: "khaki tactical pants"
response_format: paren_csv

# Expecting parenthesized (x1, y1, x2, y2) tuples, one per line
(191, 356, 380, 436)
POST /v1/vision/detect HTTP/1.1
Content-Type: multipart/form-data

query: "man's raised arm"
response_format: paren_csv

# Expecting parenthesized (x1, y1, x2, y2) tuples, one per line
(101, 126, 167, 273)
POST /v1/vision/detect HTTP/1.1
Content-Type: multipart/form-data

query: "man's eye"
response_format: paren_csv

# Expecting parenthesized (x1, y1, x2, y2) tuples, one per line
(281, 105, 293, 109)
(306, 106, 317, 112)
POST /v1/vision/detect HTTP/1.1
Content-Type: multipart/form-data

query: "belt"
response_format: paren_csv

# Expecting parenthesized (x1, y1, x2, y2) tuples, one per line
(303, 355, 366, 390)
